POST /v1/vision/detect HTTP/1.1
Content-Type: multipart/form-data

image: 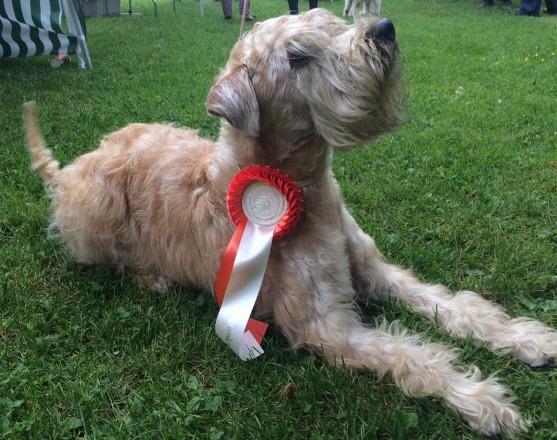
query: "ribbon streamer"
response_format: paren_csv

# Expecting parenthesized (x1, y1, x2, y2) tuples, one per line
(215, 219, 274, 360)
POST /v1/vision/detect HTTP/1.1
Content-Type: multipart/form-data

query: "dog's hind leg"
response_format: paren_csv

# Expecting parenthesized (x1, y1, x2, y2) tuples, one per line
(341, 208, 557, 368)
(369, 0, 380, 15)
(343, 0, 354, 17)
(363, 0, 371, 15)
(133, 271, 172, 292)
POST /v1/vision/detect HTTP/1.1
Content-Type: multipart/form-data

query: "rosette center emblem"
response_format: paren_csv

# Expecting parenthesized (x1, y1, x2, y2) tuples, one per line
(242, 182, 288, 226)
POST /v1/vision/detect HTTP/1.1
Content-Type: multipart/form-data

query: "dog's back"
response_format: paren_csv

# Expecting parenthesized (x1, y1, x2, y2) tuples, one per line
(23, 103, 228, 288)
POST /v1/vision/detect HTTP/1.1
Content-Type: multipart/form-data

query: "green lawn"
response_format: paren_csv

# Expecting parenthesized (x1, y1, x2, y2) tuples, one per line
(1, 0, 557, 438)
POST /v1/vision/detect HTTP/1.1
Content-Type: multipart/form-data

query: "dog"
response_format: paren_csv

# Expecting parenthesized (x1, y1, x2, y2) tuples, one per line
(24, 9, 556, 438)
(344, 0, 376, 18)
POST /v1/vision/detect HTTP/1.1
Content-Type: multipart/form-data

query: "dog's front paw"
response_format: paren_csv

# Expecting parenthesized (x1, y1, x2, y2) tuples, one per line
(473, 398, 529, 439)
(507, 318, 557, 368)
(444, 368, 529, 438)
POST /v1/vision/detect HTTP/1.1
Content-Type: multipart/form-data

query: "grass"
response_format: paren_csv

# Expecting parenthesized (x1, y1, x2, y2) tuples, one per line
(1, 0, 557, 438)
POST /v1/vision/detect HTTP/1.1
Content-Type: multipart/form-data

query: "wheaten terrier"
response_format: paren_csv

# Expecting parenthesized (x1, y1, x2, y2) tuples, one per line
(24, 9, 556, 438)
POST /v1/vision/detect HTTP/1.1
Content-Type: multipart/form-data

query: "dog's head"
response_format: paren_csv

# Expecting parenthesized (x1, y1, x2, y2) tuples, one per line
(207, 9, 404, 156)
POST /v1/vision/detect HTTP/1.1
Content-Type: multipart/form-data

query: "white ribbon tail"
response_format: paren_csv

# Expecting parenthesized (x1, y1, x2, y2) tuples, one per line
(215, 221, 275, 361)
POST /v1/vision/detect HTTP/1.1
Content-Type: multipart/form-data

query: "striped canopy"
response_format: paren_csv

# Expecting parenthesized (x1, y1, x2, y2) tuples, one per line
(0, 0, 90, 67)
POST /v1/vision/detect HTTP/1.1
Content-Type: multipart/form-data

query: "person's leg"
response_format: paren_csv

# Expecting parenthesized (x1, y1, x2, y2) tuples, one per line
(544, 0, 557, 13)
(288, 0, 299, 14)
(239, 0, 253, 18)
(309, 0, 318, 9)
(221, 0, 232, 18)
(517, 0, 542, 15)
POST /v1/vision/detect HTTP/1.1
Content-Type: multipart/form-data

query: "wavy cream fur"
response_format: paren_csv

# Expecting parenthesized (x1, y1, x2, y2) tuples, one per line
(24, 9, 556, 438)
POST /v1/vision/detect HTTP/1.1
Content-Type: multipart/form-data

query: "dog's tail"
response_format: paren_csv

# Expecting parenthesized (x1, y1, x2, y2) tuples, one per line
(23, 101, 61, 191)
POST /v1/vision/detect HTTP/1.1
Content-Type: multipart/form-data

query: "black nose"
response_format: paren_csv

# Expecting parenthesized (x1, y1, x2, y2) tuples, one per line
(367, 18, 396, 43)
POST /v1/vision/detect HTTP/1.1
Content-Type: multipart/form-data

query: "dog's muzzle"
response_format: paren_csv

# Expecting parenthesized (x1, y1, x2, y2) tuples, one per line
(366, 18, 396, 44)
(365, 18, 398, 60)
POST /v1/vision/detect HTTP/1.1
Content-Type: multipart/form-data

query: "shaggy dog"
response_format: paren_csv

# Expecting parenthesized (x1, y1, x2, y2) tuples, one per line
(24, 9, 556, 438)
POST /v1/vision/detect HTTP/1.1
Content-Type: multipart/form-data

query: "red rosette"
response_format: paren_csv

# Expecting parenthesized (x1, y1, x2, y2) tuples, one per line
(227, 165, 304, 241)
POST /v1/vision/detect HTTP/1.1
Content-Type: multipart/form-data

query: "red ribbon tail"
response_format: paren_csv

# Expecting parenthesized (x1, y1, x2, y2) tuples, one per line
(215, 216, 269, 345)
(246, 319, 268, 344)
(215, 217, 248, 307)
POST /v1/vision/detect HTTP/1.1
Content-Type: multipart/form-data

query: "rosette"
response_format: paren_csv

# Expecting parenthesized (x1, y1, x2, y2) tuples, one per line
(226, 165, 304, 241)
(214, 165, 304, 360)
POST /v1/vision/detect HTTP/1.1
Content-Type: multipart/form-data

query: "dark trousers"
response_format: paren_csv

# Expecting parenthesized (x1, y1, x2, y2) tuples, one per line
(288, 0, 318, 14)
(519, 0, 557, 14)
(221, 0, 250, 18)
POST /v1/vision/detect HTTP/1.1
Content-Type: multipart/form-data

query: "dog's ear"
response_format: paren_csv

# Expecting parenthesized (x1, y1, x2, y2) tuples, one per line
(207, 66, 260, 137)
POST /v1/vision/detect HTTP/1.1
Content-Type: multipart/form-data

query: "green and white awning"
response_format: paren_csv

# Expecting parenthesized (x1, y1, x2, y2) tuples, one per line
(0, 0, 91, 68)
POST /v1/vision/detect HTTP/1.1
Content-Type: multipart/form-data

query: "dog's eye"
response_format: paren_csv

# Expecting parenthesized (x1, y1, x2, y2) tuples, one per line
(287, 51, 311, 69)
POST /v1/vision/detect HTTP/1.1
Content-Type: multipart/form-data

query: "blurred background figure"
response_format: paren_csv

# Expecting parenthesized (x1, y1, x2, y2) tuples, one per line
(288, 0, 318, 15)
(221, 0, 255, 20)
